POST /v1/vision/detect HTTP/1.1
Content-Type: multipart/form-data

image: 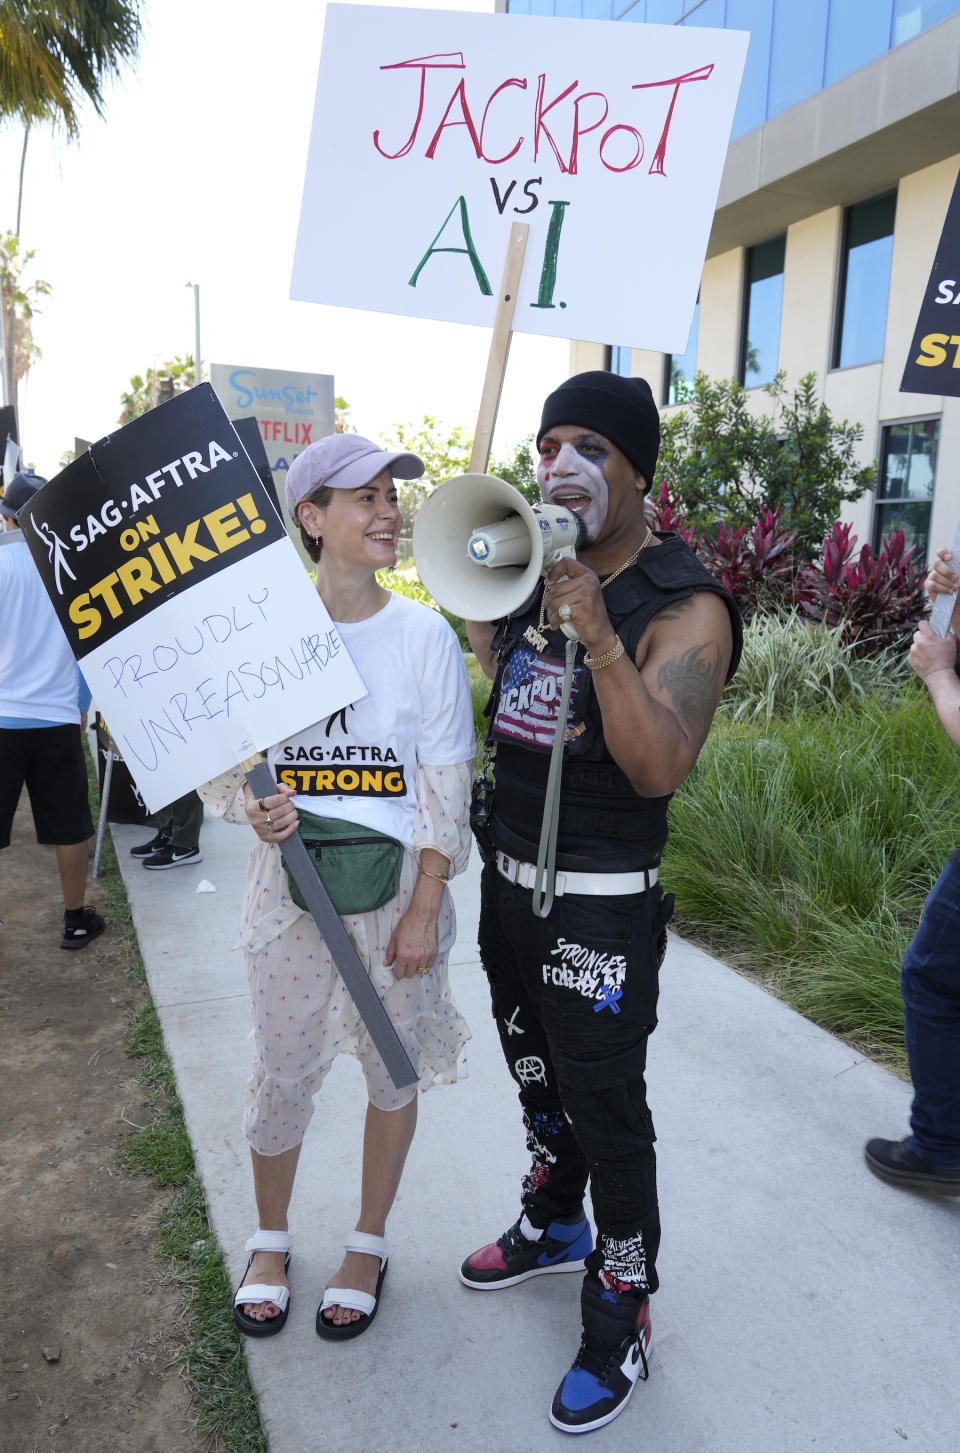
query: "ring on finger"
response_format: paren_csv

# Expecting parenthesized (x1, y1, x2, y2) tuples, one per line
(265, 816, 274, 830)
(258, 797, 266, 812)
(558, 603, 572, 621)
(416, 965, 429, 975)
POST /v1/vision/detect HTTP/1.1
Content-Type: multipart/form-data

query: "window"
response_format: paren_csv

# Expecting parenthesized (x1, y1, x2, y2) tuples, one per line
(872, 419, 940, 559)
(666, 295, 699, 404)
(833, 192, 896, 369)
(740, 236, 785, 387)
(606, 345, 632, 376)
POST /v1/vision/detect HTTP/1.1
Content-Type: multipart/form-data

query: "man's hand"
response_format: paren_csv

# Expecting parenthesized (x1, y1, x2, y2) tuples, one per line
(910, 619, 957, 683)
(542, 558, 615, 655)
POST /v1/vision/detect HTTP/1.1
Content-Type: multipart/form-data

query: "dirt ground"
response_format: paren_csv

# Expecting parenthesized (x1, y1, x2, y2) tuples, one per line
(0, 796, 203, 1450)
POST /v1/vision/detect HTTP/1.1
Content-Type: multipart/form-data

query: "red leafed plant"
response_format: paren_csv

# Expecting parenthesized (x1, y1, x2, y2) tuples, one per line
(697, 507, 802, 625)
(646, 479, 699, 549)
(798, 523, 927, 656)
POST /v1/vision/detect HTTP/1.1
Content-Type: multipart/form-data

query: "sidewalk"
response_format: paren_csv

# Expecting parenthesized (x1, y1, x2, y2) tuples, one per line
(113, 807, 959, 1453)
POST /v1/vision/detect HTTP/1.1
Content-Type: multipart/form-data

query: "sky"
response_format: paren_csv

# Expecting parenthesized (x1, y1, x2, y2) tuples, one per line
(1, 0, 569, 475)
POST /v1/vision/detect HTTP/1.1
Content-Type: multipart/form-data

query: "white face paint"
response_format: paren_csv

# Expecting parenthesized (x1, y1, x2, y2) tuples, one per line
(537, 436, 610, 545)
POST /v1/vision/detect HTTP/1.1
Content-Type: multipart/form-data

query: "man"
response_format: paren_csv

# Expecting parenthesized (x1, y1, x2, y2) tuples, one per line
(461, 371, 741, 1434)
(864, 546, 960, 1196)
(0, 472, 104, 949)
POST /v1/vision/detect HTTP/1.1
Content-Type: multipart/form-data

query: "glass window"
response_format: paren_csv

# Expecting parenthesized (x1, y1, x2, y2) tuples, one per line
(833, 192, 896, 369)
(768, 0, 829, 115)
(741, 236, 785, 387)
(680, 0, 724, 26)
(582, 0, 613, 16)
(726, 0, 773, 138)
(825, 0, 893, 86)
(646, 0, 683, 21)
(872, 419, 940, 558)
(667, 295, 699, 404)
(554, 0, 581, 16)
(893, 1, 960, 45)
(607, 345, 633, 376)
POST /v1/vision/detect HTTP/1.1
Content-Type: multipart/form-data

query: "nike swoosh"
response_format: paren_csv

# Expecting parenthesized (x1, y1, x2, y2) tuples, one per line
(538, 1247, 579, 1267)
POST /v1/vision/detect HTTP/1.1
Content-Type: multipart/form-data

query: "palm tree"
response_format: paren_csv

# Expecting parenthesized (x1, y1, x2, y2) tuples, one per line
(0, 0, 142, 407)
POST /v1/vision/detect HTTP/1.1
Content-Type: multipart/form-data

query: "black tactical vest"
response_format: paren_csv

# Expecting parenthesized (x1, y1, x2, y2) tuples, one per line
(488, 533, 743, 873)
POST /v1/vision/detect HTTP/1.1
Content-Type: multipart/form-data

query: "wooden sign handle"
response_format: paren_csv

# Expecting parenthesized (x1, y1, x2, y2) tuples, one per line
(469, 222, 530, 475)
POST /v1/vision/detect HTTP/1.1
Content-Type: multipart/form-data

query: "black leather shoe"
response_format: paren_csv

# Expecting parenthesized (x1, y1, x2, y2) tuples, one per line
(864, 1137, 960, 1195)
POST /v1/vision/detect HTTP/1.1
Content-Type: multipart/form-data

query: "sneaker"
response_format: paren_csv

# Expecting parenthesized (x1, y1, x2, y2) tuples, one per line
(459, 1212, 592, 1290)
(130, 831, 170, 858)
(550, 1277, 652, 1435)
(864, 1137, 960, 1195)
(60, 907, 106, 951)
(141, 845, 203, 870)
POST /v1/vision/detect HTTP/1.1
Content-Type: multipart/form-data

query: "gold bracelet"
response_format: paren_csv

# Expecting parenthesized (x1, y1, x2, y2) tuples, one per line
(418, 866, 449, 885)
(583, 637, 626, 670)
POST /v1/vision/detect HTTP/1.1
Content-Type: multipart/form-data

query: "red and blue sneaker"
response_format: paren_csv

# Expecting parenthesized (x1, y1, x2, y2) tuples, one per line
(459, 1211, 592, 1290)
(549, 1276, 652, 1434)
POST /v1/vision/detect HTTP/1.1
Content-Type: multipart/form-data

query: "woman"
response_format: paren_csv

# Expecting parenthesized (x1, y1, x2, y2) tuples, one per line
(200, 433, 475, 1340)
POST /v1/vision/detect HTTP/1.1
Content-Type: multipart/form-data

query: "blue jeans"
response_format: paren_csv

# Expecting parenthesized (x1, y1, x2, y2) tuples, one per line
(900, 858, 960, 1170)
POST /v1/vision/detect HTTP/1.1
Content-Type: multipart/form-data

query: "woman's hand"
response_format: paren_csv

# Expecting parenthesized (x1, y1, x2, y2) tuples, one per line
(242, 781, 299, 843)
(926, 548, 959, 602)
(385, 904, 439, 980)
(910, 620, 958, 683)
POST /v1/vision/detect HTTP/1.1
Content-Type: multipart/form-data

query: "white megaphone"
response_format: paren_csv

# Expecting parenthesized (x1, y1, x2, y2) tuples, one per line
(412, 473, 585, 634)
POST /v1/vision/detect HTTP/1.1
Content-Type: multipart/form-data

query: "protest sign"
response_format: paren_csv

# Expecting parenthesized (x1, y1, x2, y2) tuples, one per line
(231, 414, 283, 521)
(210, 362, 335, 494)
(18, 384, 366, 812)
(901, 168, 960, 399)
(291, 6, 747, 354)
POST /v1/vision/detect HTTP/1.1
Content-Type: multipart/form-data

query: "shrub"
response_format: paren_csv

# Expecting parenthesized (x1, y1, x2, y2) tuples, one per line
(696, 506, 801, 624)
(797, 523, 927, 657)
(720, 612, 908, 722)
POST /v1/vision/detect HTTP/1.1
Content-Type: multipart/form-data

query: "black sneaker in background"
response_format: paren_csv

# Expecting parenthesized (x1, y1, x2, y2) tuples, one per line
(865, 1137, 960, 1194)
(142, 845, 203, 870)
(61, 907, 106, 951)
(130, 831, 170, 858)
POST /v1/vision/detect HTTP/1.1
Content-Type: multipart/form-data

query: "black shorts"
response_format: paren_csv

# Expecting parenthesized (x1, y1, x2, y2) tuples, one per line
(0, 725, 94, 848)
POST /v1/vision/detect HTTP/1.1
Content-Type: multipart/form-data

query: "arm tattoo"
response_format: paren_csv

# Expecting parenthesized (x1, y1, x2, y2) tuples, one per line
(656, 640, 724, 742)
(651, 597, 695, 625)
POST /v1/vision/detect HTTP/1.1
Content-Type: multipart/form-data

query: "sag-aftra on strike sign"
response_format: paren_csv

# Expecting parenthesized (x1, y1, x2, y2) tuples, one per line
(19, 386, 365, 811)
(291, 7, 747, 354)
(902, 169, 960, 400)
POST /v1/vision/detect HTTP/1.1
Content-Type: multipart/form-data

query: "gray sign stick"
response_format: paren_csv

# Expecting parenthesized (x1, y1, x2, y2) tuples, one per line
(244, 760, 418, 1090)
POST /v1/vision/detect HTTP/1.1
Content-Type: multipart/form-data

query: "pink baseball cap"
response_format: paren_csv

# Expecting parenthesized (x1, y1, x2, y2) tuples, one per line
(285, 434, 424, 521)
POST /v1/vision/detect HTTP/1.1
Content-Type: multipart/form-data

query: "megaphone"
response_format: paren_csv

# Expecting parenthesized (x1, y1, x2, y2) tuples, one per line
(412, 473, 585, 628)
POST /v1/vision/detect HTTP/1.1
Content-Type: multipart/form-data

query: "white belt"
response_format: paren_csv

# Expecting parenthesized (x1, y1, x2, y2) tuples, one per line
(495, 851, 657, 898)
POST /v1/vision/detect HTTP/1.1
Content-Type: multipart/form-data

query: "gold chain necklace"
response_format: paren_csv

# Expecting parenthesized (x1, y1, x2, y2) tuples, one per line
(525, 527, 653, 650)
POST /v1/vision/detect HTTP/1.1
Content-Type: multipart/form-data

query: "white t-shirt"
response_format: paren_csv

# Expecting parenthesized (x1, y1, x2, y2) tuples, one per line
(0, 533, 80, 726)
(268, 591, 475, 849)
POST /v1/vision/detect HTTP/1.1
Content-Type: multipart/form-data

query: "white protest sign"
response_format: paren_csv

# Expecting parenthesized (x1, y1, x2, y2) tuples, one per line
(291, 6, 747, 353)
(20, 386, 366, 812)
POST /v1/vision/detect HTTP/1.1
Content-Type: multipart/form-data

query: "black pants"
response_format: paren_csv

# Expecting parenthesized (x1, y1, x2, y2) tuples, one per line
(478, 863, 672, 1295)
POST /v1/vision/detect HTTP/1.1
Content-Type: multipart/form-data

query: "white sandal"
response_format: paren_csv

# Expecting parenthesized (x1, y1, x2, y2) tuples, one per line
(233, 1229, 292, 1338)
(316, 1232, 389, 1341)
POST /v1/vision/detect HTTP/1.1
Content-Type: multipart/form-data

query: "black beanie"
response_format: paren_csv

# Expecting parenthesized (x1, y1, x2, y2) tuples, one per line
(537, 371, 660, 489)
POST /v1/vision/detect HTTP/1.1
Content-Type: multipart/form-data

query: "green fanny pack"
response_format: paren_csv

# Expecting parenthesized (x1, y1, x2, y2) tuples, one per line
(286, 809, 404, 916)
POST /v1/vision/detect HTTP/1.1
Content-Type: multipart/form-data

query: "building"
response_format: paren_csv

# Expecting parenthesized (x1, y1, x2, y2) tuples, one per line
(501, 0, 960, 564)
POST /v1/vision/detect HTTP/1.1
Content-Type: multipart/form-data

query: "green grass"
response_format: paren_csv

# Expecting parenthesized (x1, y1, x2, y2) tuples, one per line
(663, 681, 953, 1067)
(84, 747, 266, 1452)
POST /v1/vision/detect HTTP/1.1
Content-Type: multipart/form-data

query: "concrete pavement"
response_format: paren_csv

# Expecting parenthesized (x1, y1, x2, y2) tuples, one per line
(112, 806, 960, 1453)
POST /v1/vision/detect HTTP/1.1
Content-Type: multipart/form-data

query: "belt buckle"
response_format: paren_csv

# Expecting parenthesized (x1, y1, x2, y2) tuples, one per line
(498, 852, 518, 885)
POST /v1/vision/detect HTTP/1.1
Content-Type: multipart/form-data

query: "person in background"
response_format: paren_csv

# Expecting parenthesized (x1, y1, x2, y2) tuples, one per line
(864, 544, 960, 1195)
(199, 434, 475, 1341)
(130, 789, 204, 869)
(461, 372, 741, 1434)
(0, 472, 104, 949)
